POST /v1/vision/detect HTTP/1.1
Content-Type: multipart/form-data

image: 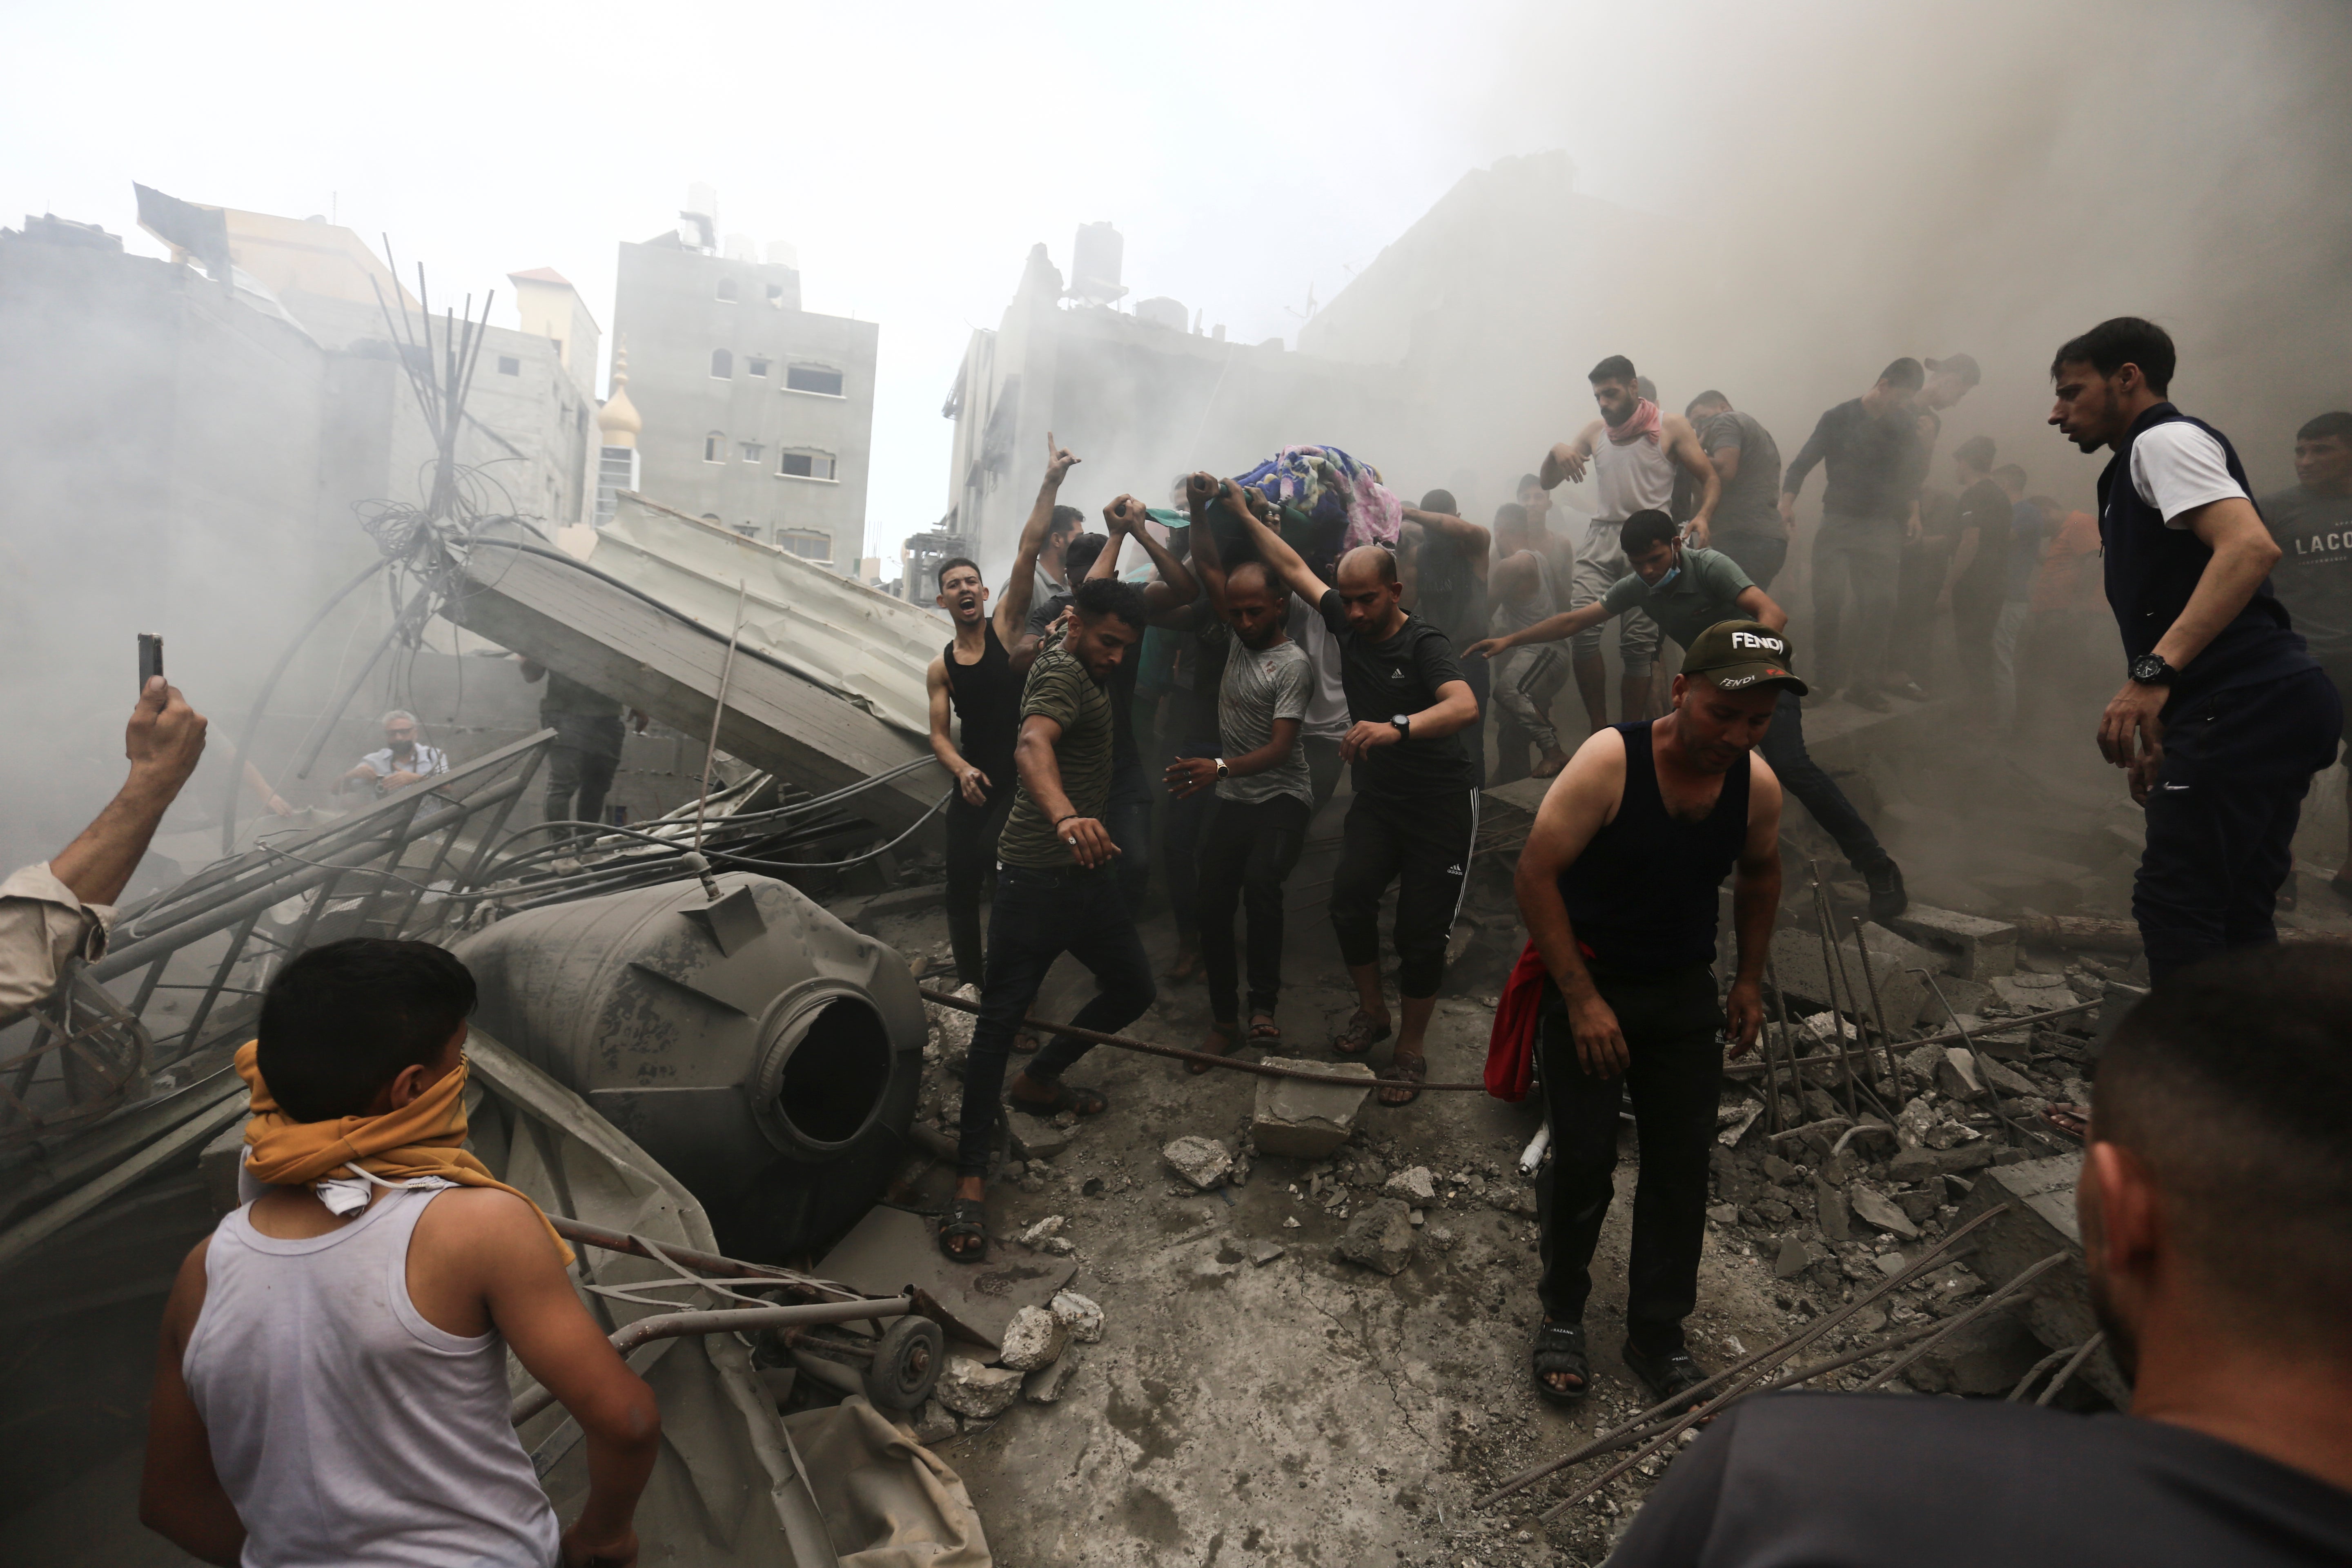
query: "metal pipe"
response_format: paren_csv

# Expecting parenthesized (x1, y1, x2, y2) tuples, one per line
(546, 1216, 860, 1300)
(1807, 871, 1860, 1120)
(2035, 1331, 2106, 1407)
(691, 580, 751, 869)
(292, 579, 438, 780)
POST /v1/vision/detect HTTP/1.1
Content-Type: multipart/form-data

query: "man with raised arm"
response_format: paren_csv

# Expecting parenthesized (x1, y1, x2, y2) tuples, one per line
(1232, 484, 1480, 1105)
(1507, 621, 1786, 1412)
(1082, 494, 1200, 916)
(926, 435, 1080, 985)
(1542, 355, 1722, 732)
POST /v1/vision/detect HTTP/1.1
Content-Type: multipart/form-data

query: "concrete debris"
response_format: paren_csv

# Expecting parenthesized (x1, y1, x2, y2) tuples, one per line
(1980, 1057, 2042, 1100)
(1847, 1185, 1921, 1240)
(907, 1398, 959, 1446)
(1337, 1198, 1418, 1276)
(1992, 972, 2076, 1011)
(1717, 1100, 1763, 1147)
(1162, 1135, 1234, 1190)
(1382, 1165, 1437, 1204)
(1770, 927, 1929, 1031)
(1050, 1290, 1104, 1345)
(1813, 1176, 1852, 1243)
(1018, 1215, 1067, 1247)
(1248, 1239, 1287, 1266)
(1902, 1310, 2047, 1396)
(1023, 1350, 1081, 1404)
(1888, 1142, 1997, 1183)
(1251, 1058, 1375, 1157)
(924, 984, 980, 1062)
(1773, 1237, 1813, 1278)
(1009, 1113, 1075, 1161)
(1936, 1047, 1985, 1099)
(1707, 1203, 1740, 1225)
(936, 1354, 1024, 1419)
(1889, 905, 2019, 980)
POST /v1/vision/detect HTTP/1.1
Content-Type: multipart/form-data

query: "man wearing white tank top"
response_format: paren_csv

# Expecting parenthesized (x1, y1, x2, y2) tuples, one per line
(140, 940, 659, 1568)
(1541, 356, 1722, 736)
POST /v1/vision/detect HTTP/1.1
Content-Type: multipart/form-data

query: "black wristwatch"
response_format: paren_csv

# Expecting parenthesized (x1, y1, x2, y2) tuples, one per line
(1390, 713, 1412, 738)
(2129, 653, 2176, 687)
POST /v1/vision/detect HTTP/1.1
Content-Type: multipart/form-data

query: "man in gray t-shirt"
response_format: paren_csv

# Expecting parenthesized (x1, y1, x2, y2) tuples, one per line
(1686, 392, 1788, 590)
(1166, 541, 1318, 1054)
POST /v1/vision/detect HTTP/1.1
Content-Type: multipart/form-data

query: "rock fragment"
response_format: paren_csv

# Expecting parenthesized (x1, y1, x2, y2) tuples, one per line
(1009, 1114, 1075, 1161)
(1848, 1185, 1921, 1240)
(1383, 1165, 1437, 1204)
(1248, 1239, 1287, 1266)
(1050, 1289, 1104, 1344)
(1251, 1058, 1374, 1157)
(906, 1398, 958, 1445)
(1163, 1136, 1234, 1190)
(1024, 1350, 1081, 1403)
(935, 1354, 1023, 1419)
(1336, 1198, 1417, 1276)
(1018, 1215, 1067, 1247)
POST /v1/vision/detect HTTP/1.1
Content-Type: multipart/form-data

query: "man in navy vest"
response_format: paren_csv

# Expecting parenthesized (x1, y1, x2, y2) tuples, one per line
(2047, 317, 2343, 980)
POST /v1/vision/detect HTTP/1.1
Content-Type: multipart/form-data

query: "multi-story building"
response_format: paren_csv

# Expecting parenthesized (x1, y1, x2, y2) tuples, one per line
(609, 192, 877, 568)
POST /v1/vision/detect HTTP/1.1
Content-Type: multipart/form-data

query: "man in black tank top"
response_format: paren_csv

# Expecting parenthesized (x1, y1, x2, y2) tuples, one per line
(926, 438, 1079, 984)
(1512, 621, 1791, 1412)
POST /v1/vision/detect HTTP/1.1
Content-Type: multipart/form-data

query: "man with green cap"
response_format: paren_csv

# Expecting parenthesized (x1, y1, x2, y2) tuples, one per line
(1469, 507, 1906, 922)
(1501, 618, 1793, 1412)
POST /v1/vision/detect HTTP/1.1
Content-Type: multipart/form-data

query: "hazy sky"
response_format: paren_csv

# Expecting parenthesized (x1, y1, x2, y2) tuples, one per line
(10, 1, 2348, 559)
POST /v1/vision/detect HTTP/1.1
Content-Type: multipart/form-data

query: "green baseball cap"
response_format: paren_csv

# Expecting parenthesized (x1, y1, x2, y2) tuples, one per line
(1682, 620, 1808, 696)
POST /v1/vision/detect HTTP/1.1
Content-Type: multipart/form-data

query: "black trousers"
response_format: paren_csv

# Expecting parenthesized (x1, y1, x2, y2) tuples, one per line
(545, 713, 624, 828)
(1197, 793, 1313, 1023)
(956, 862, 1155, 1176)
(1161, 739, 1218, 941)
(943, 784, 1015, 985)
(1329, 786, 1477, 999)
(2136, 667, 2343, 981)
(1536, 964, 1723, 1354)
(1711, 532, 1789, 593)
(1755, 689, 1886, 873)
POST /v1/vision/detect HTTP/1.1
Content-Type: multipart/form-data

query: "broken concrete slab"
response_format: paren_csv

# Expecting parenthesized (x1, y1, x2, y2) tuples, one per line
(1023, 1350, 1081, 1404)
(1251, 1058, 1374, 1158)
(1163, 1136, 1234, 1189)
(1008, 1113, 1074, 1161)
(1992, 972, 2075, 1011)
(1050, 1290, 1103, 1345)
(1248, 1239, 1287, 1267)
(1980, 1057, 2040, 1100)
(1769, 926, 1930, 1032)
(1936, 1047, 1985, 1099)
(936, 1354, 1023, 1419)
(1900, 1310, 2046, 1396)
(907, 1398, 958, 1446)
(1336, 1198, 1417, 1276)
(1382, 1165, 1437, 1204)
(1888, 1142, 1997, 1183)
(1813, 1177, 1851, 1243)
(1890, 905, 2019, 980)
(997, 1305, 1069, 1372)
(1847, 1185, 1920, 1240)
(819, 1203, 1076, 1350)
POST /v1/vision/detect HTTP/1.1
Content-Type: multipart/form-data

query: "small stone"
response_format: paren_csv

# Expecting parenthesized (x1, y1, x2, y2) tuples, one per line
(1052, 1109, 1078, 1129)
(1163, 1135, 1234, 1190)
(1248, 1239, 1287, 1266)
(1023, 1350, 1081, 1403)
(907, 1397, 958, 1445)
(1049, 1289, 1104, 1344)
(1281, 1215, 1301, 1229)
(1755, 1198, 1793, 1224)
(1408, 1208, 1426, 1226)
(1773, 1238, 1812, 1278)
(1041, 1236, 1077, 1255)
(1760, 1154, 1801, 1184)
(1874, 1253, 1910, 1278)
(1706, 1203, 1739, 1225)
(998, 1304, 1069, 1372)
(1813, 1178, 1852, 1243)
(1849, 1185, 1922, 1239)
(936, 1354, 1023, 1419)
(1895, 1188, 1941, 1225)
(1383, 1165, 1437, 1204)
(1336, 1198, 1418, 1276)
(1018, 1215, 1067, 1247)
(1008, 1114, 1075, 1161)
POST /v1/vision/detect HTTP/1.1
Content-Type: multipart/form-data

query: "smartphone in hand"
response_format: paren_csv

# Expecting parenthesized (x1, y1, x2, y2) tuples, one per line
(138, 633, 165, 691)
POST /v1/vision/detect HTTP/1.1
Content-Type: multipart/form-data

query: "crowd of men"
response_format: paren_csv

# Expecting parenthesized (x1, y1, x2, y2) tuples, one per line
(0, 312, 2339, 1563)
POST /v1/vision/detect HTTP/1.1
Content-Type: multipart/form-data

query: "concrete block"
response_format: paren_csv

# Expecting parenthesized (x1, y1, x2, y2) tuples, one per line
(1009, 1113, 1074, 1161)
(1890, 905, 2019, 980)
(1887, 1141, 1996, 1183)
(1769, 926, 1930, 1033)
(1251, 1058, 1374, 1158)
(1901, 1310, 2046, 1396)
(1163, 1136, 1233, 1189)
(1936, 1047, 1985, 1099)
(1813, 1176, 1851, 1243)
(997, 1305, 1068, 1372)
(1024, 1350, 1081, 1403)
(935, 1355, 1023, 1418)
(1050, 1290, 1103, 1344)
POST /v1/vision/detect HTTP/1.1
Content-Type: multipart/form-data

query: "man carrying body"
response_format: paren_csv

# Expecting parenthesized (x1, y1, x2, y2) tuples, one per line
(517, 664, 646, 832)
(2048, 316, 2341, 980)
(1509, 621, 1786, 1408)
(2258, 411, 2352, 905)
(1485, 503, 1573, 782)
(1166, 493, 1315, 1064)
(1471, 511, 1907, 921)
(1685, 392, 1786, 591)
(1031, 501, 1085, 614)
(1609, 944, 2352, 1567)
(926, 437, 1078, 985)
(1542, 356, 1721, 732)
(942, 576, 1154, 1261)
(1780, 358, 1927, 710)
(1236, 489, 1481, 1105)
(1079, 499, 1200, 916)
(336, 710, 448, 798)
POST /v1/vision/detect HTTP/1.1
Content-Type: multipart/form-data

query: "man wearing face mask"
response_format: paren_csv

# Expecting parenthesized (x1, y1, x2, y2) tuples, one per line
(1607, 945, 2352, 1568)
(1469, 510, 1907, 922)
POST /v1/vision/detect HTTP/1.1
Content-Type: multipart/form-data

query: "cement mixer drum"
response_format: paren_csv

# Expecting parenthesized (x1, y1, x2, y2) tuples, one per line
(453, 873, 924, 1260)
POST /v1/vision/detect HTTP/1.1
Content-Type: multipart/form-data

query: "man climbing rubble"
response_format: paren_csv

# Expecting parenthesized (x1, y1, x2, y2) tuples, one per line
(1608, 944, 2352, 1566)
(1497, 620, 1786, 1411)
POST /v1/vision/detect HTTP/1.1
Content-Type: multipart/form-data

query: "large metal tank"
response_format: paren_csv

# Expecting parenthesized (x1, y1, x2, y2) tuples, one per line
(452, 873, 923, 1261)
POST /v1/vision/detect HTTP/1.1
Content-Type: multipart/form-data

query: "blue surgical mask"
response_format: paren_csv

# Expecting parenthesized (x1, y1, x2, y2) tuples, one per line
(1650, 565, 1680, 592)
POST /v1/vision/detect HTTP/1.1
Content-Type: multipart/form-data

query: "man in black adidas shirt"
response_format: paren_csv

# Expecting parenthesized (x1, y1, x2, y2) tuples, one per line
(1609, 944, 2352, 1567)
(1234, 485, 1479, 1105)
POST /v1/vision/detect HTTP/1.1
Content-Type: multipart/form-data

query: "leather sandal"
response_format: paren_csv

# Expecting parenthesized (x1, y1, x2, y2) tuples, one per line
(1332, 1009, 1391, 1058)
(1532, 1320, 1590, 1406)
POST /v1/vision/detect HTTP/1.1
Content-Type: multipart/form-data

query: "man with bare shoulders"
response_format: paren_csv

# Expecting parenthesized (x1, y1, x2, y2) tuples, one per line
(1542, 355, 1723, 732)
(927, 436, 1079, 984)
(1509, 622, 1786, 1412)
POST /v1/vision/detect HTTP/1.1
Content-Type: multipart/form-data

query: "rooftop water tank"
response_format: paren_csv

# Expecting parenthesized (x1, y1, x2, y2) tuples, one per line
(452, 873, 923, 1261)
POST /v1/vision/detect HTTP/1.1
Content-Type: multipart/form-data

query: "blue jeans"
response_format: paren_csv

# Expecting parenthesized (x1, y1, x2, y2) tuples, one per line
(955, 862, 1156, 1176)
(1756, 688, 1886, 873)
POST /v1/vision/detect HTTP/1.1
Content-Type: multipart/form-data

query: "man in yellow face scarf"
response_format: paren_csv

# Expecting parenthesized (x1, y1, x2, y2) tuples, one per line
(139, 938, 661, 1568)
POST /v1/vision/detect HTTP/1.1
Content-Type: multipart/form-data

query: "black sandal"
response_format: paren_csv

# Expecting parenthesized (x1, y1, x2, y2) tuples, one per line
(1622, 1342, 1712, 1416)
(938, 1197, 987, 1264)
(1378, 1051, 1427, 1106)
(1009, 1079, 1109, 1117)
(1532, 1320, 1590, 1406)
(1332, 1009, 1391, 1058)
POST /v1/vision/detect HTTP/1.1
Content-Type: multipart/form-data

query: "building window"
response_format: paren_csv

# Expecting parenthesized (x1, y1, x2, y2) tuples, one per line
(496, 354, 520, 376)
(746, 356, 771, 378)
(710, 348, 733, 378)
(777, 528, 832, 561)
(704, 432, 726, 463)
(765, 283, 786, 304)
(785, 363, 845, 397)
(716, 278, 738, 303)
(739, 442, 764, 463)
(778, 450, 837, 481)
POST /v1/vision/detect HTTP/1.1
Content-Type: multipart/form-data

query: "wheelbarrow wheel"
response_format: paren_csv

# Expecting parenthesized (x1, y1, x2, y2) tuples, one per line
(864, 1315, 945, 1411)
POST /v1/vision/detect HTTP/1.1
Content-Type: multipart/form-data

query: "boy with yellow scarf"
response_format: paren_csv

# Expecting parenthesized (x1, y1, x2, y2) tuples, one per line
(139, 939, 659, 1568)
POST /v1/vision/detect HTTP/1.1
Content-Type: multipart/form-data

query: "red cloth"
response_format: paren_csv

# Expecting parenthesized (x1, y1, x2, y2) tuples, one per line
(1604, 397, 1663, 448)
(1486, 940, 1551, 1101)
